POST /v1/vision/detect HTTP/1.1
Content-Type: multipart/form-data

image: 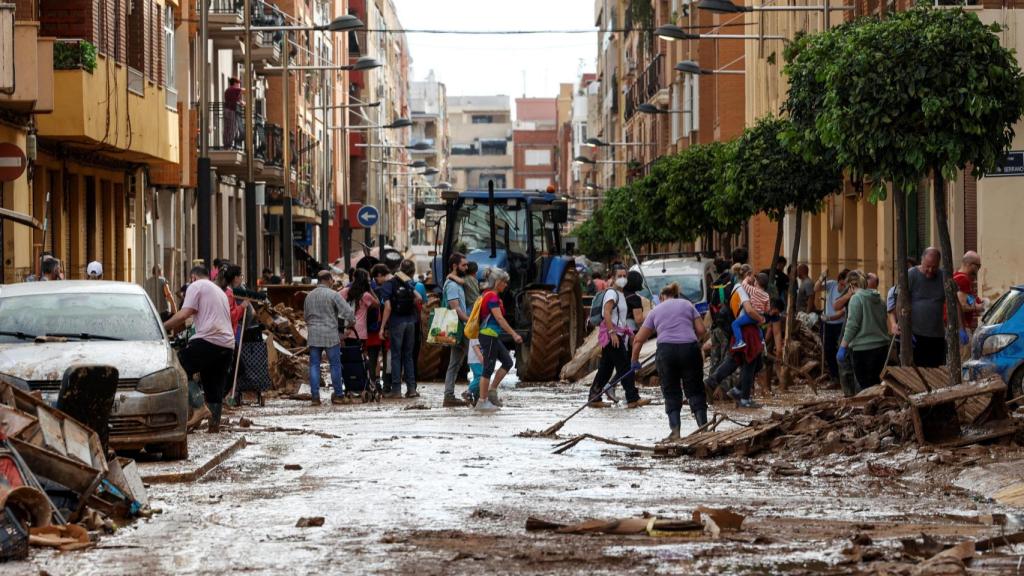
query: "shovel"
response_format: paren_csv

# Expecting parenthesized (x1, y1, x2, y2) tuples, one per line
(535, 358, 653, 437)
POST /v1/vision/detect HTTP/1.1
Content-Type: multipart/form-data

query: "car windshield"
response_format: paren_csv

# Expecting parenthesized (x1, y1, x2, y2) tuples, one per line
(0, 293, 163, 343)
(639, 275, 704, 303)
(982, 289, 1024, 327)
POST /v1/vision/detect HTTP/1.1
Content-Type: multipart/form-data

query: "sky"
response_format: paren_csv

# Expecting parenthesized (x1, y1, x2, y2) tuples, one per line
(390, 0, 597, 112)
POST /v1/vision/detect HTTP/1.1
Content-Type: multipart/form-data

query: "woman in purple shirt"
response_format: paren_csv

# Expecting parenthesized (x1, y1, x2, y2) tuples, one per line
(631, 283, 707, 442)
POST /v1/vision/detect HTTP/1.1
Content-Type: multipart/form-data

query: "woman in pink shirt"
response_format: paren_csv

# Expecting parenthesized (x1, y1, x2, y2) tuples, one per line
(340, 268, 379, 349)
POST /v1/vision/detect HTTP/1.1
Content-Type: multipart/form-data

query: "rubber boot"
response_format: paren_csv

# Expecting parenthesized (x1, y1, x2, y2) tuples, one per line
(207, 403, 223, 433)
(662, 427, 681, 444)
(487, 390, 503, 407)
(693, 409, 708, 428)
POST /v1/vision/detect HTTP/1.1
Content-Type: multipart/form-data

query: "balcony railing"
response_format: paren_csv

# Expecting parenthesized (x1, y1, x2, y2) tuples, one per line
(53, 39, 96, 73)
(263, 123, 284, 167)
(202, 102, 248, 152)
(624, 53, 664, 121)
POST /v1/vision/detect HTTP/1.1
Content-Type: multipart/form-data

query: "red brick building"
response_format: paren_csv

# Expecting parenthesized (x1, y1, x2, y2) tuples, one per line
(513, 97, 558, 190)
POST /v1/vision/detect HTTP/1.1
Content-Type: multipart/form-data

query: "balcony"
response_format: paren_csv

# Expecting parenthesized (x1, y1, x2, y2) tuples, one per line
(251, 31, 281, 71)
(201, 102, 264, 177)
(257, 122, 285, 185)
(624, 53, 665, 121)
(0, 10, 54, 114)
(36, 48, 177, 165)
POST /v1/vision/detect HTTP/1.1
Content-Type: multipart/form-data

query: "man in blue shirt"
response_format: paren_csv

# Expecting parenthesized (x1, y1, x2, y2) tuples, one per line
(815, 268, 849, 384)
(441, 253, 470, 407)
(379, 259, 423, 398)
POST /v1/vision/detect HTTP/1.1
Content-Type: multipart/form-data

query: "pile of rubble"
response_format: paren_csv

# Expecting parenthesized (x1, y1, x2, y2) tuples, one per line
(0, 375, 151, 561)
(253, 301, 310, 395)
(657, 367, 1017, 459)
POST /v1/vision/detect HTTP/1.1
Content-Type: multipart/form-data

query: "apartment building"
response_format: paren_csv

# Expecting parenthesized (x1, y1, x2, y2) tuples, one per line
(448, 95, 514, 191)
(513, 97, 558, 190)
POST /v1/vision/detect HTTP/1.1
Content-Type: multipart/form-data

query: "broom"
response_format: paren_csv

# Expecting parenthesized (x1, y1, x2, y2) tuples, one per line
(534, 357, 654, 437)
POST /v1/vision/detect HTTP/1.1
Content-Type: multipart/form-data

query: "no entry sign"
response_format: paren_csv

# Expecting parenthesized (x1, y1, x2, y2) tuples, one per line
(0, 143, 26, 182)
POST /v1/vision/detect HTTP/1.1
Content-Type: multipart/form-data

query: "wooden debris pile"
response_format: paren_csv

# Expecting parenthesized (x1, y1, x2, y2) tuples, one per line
(656, 368, 1019, 460)
(254, 301, 310, 394)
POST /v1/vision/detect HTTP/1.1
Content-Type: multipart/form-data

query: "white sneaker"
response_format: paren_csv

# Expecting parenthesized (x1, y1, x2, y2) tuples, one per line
(476, 400, 500, 412)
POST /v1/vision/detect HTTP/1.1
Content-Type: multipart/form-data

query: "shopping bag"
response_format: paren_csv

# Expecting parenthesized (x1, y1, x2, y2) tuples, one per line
(427, 306, 462, 346)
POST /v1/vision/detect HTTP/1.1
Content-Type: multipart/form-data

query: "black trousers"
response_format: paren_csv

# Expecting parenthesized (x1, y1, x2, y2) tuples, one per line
(913, 334, 946, 368)
(656, 342, 705, 427)
(709, 352, 763, 400)
(178, 338, 234, 404)
(589, 342, 639, 403)
(823, 322, 844, 379)
(851, 345, 889, 388)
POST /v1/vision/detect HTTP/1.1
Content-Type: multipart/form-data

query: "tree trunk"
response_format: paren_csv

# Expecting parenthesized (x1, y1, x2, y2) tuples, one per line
(766, 218, 785, 301)
(782, 209, 804, 390)
(894, 186, 914, 367)
(932, 166, 963, 384)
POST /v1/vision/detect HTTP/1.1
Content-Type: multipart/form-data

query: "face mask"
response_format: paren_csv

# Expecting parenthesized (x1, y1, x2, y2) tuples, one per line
(615, 277, 627, 289)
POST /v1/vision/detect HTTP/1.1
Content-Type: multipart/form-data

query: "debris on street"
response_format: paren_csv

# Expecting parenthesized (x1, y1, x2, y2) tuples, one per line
(295, 516, 325, 528)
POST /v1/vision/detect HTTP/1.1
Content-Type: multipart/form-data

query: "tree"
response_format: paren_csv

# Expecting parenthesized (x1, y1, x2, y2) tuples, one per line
(724, 116, 843, 376)
(783, 7, 1024, 380)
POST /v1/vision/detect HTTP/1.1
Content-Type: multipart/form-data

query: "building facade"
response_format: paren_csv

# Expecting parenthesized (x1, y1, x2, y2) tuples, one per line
(513, 97, 558, 191)
(448, 95, 514, 191)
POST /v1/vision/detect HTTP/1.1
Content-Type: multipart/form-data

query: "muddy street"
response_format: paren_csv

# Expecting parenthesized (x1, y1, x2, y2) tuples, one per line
(6, 380, 1021, 575)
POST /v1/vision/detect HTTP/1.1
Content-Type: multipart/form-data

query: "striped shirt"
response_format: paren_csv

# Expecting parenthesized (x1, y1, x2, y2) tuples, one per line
(303, 285, 356, 348)
(744, 278, 770, 315)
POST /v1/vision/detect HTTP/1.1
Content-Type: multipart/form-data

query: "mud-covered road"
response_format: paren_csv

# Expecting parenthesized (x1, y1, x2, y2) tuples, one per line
(9, 381, 1024, 575)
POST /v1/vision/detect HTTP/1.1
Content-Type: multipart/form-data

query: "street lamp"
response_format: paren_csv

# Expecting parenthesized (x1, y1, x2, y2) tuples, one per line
(674, 60, 744, 76)
(655, 24, 785, 41)
(384, 168, 440, 177)
(573, 155, 630, 165)
(337, 118, 413, 130)
(353, 141, 432, 151)
(224, 14, 365, 32)
(266, 56, 382, 73)
(585, 137, 654, 147)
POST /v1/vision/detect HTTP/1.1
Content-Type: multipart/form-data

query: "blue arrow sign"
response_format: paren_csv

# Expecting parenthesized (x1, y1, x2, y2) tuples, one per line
(357, 205, 380, 228)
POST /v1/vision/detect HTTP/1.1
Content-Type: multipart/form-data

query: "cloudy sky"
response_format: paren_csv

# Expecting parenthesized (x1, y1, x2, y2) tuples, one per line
(390, 0, 597, 112)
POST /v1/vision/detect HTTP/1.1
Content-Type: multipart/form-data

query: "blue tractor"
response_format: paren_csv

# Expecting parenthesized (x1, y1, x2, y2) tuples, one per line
(414, 183, 584, 382)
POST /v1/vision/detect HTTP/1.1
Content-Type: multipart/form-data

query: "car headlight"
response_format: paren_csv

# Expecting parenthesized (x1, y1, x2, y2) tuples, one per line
(982, 334, 1018, 356)
(137, 367, 183, 394)
(0, 373, 30, 392)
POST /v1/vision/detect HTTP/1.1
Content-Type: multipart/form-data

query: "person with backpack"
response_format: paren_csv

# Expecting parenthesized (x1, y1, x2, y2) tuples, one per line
(588, 265, 649, 409)
(340, 268, 380, 349)
(704, 265, 767, 408)
(473, 268, 522, 412)
(378, 259, 423, 398)
(623, 270, 647, 332)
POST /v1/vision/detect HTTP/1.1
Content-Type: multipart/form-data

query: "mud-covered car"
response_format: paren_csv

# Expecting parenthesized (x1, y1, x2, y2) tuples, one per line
(964, 285, 1024, 397)
(0, 281, 189, 459)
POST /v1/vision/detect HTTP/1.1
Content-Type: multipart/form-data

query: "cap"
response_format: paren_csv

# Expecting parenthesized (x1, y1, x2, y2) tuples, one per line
(86, 261, 103, 277)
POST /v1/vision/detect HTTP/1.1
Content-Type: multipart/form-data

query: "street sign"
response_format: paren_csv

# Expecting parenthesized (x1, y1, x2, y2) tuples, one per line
(356, 205, 380, 228)
(989, 151, 1024, 177)
(0, 143, 27, 182)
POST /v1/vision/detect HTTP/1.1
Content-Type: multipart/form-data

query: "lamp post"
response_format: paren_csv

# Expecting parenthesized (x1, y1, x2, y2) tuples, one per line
(573, 155, 630, 166)
(673, 60, 744, 76)
(584, 137, 655, 147)
(198, 0, 211, 271)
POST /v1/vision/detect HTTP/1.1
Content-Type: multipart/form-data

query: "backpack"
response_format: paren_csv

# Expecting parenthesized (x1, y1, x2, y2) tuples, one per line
(588, 290, 620, 328)
(709, 276, 735, 328)
(463, 294, 485, 339)
(390, 278, 416, 316)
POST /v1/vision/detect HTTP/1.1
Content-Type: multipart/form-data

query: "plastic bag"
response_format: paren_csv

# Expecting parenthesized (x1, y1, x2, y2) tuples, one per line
(427, 306, 462, 346)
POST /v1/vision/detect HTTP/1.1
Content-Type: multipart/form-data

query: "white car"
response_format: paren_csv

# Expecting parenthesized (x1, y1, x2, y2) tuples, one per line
(630, 257, 715, 314)
(0, 281, 189, 459)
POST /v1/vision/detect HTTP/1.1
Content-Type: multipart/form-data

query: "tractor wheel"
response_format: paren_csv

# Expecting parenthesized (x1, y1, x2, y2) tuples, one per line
(557, 266, 584, 365)
(517, 289, 569, 382)
(417, 292, 450, 382)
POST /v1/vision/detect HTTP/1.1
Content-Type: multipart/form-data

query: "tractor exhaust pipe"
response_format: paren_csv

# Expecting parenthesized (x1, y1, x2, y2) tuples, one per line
(488, 179, 497, 258)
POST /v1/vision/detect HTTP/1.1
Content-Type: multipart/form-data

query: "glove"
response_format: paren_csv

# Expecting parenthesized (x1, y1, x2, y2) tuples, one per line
(959, 328, 970, 346)
(631, 361, 642, 373)
(836, 346, 848, 363)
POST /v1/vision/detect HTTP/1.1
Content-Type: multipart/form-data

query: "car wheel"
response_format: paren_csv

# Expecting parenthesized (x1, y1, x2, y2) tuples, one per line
(162, 439, 189, 461)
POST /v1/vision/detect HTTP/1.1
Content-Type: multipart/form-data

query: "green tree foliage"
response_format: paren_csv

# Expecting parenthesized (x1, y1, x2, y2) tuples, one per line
(783, 7, 1024, 199)
(724, 116, 841, 221)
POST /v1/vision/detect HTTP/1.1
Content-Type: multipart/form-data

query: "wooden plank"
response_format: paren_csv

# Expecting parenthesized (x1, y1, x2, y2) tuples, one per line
(142, 436, 247, 484)
(36, 409, 67, 457)
(909, 377, 1005, 409)
(62, 419, 93, 466)
(0, 405, 36, 437)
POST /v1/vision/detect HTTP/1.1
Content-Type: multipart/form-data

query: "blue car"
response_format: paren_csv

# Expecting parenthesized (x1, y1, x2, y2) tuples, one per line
(964, 285, 1024, 395)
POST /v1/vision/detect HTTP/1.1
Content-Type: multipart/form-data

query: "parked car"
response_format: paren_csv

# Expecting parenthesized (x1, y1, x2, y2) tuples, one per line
(630, 257, 716, 314)
(964, 285, 1024, 396)
(0, 281, 189, 459)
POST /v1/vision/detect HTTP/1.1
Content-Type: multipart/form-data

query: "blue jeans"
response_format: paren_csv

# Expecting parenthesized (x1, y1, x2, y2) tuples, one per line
(309, 345, 343, 400)
(390, 321, 417, 393)
(731, 311, 758, 346)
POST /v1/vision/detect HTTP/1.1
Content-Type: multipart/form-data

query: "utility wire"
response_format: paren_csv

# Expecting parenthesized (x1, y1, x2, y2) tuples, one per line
(363, 24, 754, 34)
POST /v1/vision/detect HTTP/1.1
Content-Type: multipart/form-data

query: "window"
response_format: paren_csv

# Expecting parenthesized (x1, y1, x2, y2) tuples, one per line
(524, 149, 551, 166)
(525, 177, 551, 190)
(479, 174, 506, 188)
(164, 5, 175, 89)
(480, 139, 507, 156)
(471, 115, 494, 124)
(452, 144, 478, 156)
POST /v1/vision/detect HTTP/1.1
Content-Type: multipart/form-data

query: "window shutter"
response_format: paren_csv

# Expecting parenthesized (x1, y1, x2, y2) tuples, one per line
(155, 1, 164, 86)
(127, 0, 145, 71)
(964, 168, 977, 252)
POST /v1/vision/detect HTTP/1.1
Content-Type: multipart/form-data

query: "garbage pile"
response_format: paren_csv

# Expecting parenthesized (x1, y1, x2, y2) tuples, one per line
(0, 378, 151, 561)
(657, 367, 1018, 460)
(253, 301, 310, 395)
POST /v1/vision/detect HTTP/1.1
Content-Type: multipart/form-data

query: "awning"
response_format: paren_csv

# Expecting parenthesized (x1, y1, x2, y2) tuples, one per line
(0, 207, 41, 230)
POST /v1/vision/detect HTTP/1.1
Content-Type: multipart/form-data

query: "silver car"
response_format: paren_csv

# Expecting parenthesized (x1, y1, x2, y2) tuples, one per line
(0, 281, 188, 459)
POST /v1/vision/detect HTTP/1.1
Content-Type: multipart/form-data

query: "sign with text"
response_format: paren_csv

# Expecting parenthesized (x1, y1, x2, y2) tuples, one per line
(989, 151, 1024, 177)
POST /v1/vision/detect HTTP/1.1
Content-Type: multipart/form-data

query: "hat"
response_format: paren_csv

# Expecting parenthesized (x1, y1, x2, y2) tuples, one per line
(86, 261, 103, 278)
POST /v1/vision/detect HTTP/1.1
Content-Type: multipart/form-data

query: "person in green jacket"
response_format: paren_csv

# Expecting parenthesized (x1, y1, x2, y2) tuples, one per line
(837, 270, 891, 390)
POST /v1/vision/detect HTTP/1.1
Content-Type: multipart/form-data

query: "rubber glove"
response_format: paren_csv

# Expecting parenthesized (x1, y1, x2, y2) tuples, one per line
(836, 346, 848, 363)
(631, 361, 642, 373)
(959, 328, 970, 346)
